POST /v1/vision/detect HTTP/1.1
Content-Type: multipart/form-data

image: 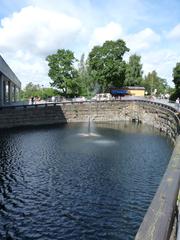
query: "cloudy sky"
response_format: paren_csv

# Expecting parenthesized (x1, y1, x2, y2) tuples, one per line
(0, 0, 180, 87)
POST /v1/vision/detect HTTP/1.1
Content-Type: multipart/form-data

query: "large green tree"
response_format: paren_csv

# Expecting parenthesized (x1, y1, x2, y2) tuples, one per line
(88, 39, 129, 92)
(173, 62, 180, 89)
(170, 62, 180, 100)
(141, 71, 168, 95)
(125, 54, 143, 86)
(46, 49, 79, 97)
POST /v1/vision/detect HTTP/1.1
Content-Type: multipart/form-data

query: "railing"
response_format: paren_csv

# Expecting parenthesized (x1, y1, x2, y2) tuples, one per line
(0, 98, 179, 112)
(135, 136, 180, 240)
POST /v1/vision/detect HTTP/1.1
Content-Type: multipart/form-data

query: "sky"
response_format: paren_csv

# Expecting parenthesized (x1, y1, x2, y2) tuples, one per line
(0, 0, 180, 88)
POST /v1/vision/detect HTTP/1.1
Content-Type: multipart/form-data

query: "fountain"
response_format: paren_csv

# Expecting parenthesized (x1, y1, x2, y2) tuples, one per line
(88, 116, 91, 135)
(78, 117, 100, 137)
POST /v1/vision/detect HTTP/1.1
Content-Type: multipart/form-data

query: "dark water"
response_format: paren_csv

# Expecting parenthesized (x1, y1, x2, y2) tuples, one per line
(0, 122, 173, 240)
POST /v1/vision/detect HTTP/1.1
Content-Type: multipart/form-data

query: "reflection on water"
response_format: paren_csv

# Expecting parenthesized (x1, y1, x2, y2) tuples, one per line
(77, 133, 101, 137)
(0, 122, 173, 240)
(78, 120, 101, 138)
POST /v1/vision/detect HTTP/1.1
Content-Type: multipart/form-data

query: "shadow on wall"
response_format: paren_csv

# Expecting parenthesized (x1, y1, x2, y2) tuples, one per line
(0, 104, 67, 129)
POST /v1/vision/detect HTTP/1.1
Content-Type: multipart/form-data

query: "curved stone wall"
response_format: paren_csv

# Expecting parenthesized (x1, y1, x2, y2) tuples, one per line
(0, 100, 179, 142)
(61, 100, 179, 142)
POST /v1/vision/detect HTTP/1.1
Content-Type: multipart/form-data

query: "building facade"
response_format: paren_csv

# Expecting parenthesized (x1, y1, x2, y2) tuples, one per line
(0, 55, 21, 106)
(126, 86, 145, 96)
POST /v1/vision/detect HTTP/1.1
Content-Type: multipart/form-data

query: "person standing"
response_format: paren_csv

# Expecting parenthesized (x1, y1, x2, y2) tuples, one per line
(176, 97, 180, 111)
(31, 96, 34, 105)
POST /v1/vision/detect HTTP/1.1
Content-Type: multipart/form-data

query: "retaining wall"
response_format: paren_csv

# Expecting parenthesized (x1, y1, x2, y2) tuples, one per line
(0, 100, 178, 142)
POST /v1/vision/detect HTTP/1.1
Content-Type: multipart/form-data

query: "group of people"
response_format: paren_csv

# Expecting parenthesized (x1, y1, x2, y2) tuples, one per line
(29, 96, 41, 105)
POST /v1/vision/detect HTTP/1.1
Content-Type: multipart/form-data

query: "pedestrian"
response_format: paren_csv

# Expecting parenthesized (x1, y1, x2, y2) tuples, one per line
(31, 96, 34, 105)
(176, 97, 180, 111)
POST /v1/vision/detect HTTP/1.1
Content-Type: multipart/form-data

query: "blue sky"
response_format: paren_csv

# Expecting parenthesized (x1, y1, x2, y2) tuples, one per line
(0, 0, 180, 87)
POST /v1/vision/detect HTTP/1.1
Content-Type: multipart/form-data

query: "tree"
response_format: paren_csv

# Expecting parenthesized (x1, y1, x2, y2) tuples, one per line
(170, 62, 180, 100)
(76, 53, 92, 97)
(20, 82, 40, 99)
(125, 54, 143, 86)
(46, 49, 79, 97)
(20, 82, 55, 100)
(88, 39, 129, 92)
(173, 62, 180, 89)
(142, 71, 168, 95)
(40, 88, 55, 99)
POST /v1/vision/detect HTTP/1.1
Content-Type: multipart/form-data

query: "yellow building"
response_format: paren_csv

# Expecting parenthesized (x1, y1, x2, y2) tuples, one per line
(125, 86, 145, 97)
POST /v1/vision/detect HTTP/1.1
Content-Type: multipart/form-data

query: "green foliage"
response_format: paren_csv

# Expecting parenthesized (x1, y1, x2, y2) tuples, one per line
(173, 62, 180, 89)
(141, 71, 168, 95)
(170, 62, 180, 100)
(88, 39, 129, 92)
(169, 88, 180, 101)
(76, 53, 94, 97)
(125, 54, 143, 86)
(41, 88, 55, 99)
(46, 49, 79, 97)
(20, 82, 40, 99)
(20, 82, 55, 100)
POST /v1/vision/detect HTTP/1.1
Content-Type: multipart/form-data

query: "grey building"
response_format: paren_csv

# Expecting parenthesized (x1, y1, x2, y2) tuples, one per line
(0, 55, 21, 106)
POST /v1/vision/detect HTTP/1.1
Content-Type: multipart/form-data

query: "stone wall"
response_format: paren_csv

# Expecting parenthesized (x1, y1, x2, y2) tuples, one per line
(0, 105, 67, 128)
(61, 100, 179, 142)
(0, 100, 179, 141)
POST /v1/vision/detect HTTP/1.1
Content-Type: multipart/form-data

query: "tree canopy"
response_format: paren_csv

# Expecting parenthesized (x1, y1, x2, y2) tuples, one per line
(46, 49, 79, 97)
(44, 39, 173, 98)
(173, 62, 180, 89)
(20, 82, 55, 100)
(141, 71, 168, 95)
(88, 39, 129, 92)
(125, 54, 143, 86)
(76, 53, 93, 97)
(170, 62, 180, 100)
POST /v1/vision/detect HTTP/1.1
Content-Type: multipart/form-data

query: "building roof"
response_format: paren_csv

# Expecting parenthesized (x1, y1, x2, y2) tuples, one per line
(0, 55, 21, 88)
(125, 86, 145, 90)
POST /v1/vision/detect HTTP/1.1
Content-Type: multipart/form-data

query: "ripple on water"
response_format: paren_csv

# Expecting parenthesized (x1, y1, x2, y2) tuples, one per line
(0, 123, 173, 240)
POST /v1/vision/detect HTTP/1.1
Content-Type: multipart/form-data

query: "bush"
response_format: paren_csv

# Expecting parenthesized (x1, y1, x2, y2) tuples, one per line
(169, 89, 180, 101)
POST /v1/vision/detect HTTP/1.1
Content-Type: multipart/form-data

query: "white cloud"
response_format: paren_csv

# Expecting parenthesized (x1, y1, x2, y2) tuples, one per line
(88, 22, 123, 49)
(0, 6, 82, 55)
(167, 23, 180, 40)
(0, 2, 179, 89)
(3, 52, 50, 87)
(141, 49, 179, 85)
(126, 28, 160, 51)
(0, 6, 83, 87)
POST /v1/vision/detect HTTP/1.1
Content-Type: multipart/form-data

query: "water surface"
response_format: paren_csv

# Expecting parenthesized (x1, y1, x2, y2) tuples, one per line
(0, 122, 173, 240)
